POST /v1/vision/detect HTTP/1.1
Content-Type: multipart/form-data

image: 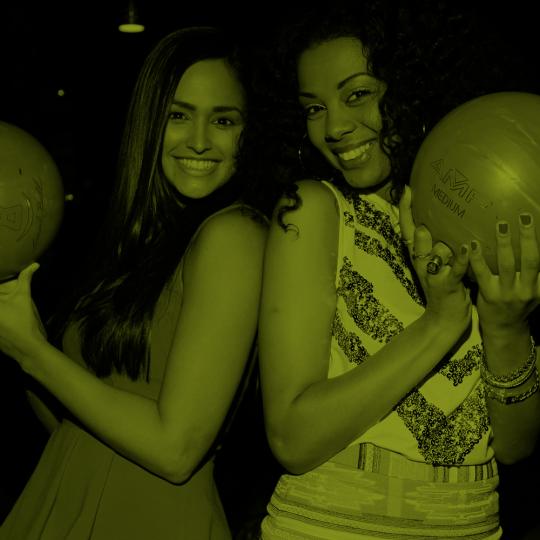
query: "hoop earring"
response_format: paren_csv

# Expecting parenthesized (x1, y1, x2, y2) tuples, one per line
(298, 132, 309, 172)
(297, 132, 335, 182)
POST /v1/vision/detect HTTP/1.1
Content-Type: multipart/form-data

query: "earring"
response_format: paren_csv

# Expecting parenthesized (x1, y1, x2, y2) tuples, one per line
(297, 133, 335, 182)
(298, 133, 309, 171)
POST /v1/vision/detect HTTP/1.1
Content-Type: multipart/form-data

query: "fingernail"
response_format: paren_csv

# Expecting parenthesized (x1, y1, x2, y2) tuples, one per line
(520, 213, 532, 227)
(471, 240, 479, 251)
(498, 222, 509, 234)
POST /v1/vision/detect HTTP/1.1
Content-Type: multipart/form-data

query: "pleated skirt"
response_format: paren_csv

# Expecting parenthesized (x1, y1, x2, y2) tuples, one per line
(0, 419, 231, 540)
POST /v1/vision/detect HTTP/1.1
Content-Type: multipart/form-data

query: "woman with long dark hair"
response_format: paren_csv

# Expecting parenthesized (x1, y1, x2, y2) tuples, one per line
(0, 26, 277, 539)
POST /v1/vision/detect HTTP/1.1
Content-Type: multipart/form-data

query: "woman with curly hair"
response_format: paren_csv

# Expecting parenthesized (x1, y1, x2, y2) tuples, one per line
(256, 2, 540, 538)
(0, 26, 279, 539)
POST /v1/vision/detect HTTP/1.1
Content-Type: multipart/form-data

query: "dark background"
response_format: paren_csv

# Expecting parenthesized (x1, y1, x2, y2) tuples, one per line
(1, 1, 540, 538)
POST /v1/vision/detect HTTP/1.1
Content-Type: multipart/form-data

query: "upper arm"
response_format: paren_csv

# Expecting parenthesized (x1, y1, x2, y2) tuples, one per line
(158, 209, 267, 467)
(258, 180, 339, 442)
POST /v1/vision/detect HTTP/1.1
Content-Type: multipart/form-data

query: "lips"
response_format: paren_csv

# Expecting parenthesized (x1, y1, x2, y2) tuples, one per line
(172, 156, 221, 175)
(176, 158, 217, 170)
(330, 138, 377, 167)
(332, 138, 377, 158)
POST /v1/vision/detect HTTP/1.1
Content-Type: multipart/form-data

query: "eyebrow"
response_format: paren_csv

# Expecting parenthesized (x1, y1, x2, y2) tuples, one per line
(299, 71, 372, 98)
(171, 100, 244, 115)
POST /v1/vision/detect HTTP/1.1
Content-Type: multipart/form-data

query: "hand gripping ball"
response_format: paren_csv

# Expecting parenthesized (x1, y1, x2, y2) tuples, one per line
(410, 92, 540, 273)
(0, 121, 64, 280)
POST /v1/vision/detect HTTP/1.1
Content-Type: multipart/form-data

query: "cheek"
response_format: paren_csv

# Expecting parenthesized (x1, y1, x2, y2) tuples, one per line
(367, 103, 384, 131)
(307, 122, 327, 153)
(161, 128, 175, 155)
(160, 140, 168, 167)
(225, 130, 243, 159)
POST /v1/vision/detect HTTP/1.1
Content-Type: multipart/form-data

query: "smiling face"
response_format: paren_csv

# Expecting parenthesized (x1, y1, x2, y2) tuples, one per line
(298, 37, 392, 194)
(161, 58, 245, 199)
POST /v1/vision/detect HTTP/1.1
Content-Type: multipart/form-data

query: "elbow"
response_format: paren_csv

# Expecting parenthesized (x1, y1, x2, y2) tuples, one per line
(160, 464, 191, 485)
(147, 456, 185, 484)
(161, 452, 206, 485)
(159, 460, 196, 485)
(267, 430, 318, 475)
(159, 441, 213, 485)
(495, 453, 518, 466)
(153, 447, 202, 485)
(493, 441, 537, 466)
(496, 453, 528, 466)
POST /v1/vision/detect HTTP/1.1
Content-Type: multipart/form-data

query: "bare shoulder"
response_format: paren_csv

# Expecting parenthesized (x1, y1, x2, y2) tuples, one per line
(296, 179, 337, 209)
(189, 206, 268, 264)
(204, 206, 267, 237)
(296, 178, 334, 196)
(273, 179, 339, 236)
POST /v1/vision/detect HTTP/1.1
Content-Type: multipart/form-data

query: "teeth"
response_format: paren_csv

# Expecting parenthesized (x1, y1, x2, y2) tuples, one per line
(178, 159, 216, 170)
(338, 141, 373, 161)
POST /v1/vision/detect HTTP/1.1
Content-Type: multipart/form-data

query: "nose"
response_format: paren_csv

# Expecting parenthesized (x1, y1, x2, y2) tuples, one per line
(186, 120, 211, 154)
(324, 105, 356, 142)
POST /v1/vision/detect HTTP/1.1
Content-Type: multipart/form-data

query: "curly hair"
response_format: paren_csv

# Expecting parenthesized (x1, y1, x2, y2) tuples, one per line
(251, 0, 533, 230)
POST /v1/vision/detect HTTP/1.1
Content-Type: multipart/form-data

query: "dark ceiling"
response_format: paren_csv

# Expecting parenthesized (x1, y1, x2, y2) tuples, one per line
(0, 1, 278, 194)
(1, 0, 539, 202)
(0, 0, 538, 307)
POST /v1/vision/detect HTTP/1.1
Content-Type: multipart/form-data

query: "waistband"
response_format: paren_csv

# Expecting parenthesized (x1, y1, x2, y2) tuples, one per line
(329, 442, 498, 483)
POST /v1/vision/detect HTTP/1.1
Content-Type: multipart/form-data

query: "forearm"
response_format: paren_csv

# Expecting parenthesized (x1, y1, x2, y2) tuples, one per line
(482, 326, 540, 464)
(273, 313, 466, 473)
(19, 341, 188, 482)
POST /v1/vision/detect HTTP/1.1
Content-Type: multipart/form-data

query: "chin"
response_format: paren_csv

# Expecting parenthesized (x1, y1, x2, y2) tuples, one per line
(341, 163, 392, 192)
(174, 177, 226, 200)
(342, 172, 384, 190)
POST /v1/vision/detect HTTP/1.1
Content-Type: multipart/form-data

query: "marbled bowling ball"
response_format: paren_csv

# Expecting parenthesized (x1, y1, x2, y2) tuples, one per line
(0, 121, 64, 280)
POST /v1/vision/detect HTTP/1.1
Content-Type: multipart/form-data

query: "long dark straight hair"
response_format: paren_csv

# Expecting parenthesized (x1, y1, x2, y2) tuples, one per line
(55, 27, 252, 381)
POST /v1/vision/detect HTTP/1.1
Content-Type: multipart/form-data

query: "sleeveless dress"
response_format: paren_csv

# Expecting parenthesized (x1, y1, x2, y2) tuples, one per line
(261, 181, 502, 539)
(0, 204, 261, 540)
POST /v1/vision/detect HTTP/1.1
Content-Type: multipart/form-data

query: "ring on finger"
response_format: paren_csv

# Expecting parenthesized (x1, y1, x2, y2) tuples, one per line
(426, 254, 443, 274)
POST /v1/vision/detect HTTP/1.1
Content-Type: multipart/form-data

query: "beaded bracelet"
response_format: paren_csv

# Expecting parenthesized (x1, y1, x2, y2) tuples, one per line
(483, 367, 540, 405)
(481, 335, 537, 389)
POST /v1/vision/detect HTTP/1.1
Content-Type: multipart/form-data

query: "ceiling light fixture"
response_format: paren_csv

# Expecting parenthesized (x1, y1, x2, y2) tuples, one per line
(118, 0, 145, 33)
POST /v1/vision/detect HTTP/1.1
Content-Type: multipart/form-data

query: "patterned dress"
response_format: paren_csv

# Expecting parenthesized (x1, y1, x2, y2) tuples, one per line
(261, 180, 501, 539)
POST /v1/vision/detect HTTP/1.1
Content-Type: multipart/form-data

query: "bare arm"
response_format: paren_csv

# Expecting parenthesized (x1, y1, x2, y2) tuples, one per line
(2, 209, 267, 483)
(259, 181, 471, 474)
(469, 218, 540, 464)
(481, 327, 540, 464)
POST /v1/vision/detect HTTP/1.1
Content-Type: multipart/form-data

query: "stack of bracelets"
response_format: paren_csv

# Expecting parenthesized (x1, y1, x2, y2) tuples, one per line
(481, 335, 539, 405)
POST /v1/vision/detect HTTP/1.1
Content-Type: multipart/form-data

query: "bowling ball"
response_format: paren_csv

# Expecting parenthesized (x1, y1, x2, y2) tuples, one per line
(0, 122, 64, 281)
(410, 92, 540, 274)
